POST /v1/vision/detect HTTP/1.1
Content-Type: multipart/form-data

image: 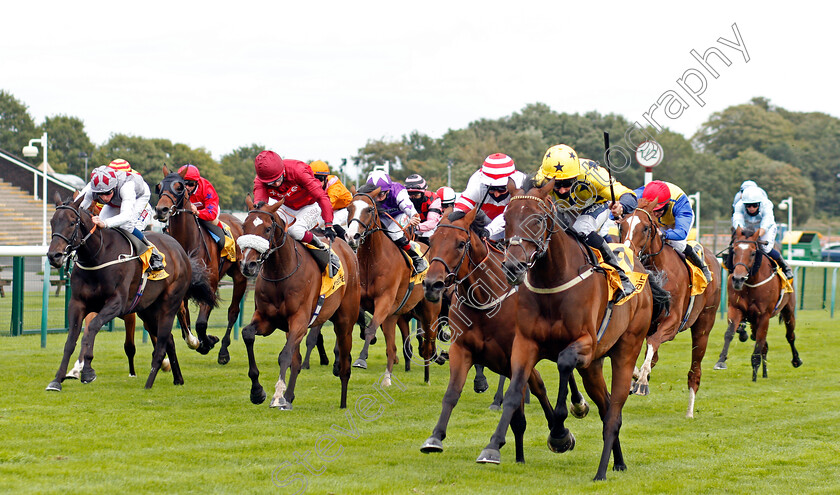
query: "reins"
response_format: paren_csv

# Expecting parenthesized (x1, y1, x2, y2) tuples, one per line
(244, 209, 301, 282)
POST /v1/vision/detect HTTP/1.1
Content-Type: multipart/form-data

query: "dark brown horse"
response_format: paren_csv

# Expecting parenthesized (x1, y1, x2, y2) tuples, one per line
(45, 195, 217, 391)
(344, 186, 441, 384)
(714, 227, 801, 381)
(238, 196, 359, 409)
(155, 167, 248, 364)
(477, 179, 657, 481)
(420, 206, 590, 463)
(619, 198, 721, 417)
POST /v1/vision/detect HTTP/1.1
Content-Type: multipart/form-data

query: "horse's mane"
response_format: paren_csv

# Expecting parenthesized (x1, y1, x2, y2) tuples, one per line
(447, 209, 490, 236)
(357, 183, 378, 195)
(521, 175, 539, 193)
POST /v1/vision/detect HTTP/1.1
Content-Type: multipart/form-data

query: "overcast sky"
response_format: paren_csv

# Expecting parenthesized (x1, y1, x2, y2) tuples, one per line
(2, 1, 834, 175)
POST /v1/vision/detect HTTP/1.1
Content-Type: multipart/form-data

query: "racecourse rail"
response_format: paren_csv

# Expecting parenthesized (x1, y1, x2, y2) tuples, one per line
(2, 245, 839, 348)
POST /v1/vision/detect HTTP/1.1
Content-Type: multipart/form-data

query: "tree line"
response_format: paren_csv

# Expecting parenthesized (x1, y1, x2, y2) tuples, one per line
(2, 91, 835, 223)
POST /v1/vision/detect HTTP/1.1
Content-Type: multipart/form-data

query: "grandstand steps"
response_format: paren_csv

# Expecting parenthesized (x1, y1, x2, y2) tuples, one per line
(0, 177, 53, 245)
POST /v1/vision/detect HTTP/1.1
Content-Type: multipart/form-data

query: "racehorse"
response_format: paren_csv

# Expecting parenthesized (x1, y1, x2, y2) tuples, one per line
(344, 185, 441, 385)
(420, 206, 590, 463)
(619, 198, 721, 417)
(714, 227, 802, 381)
(155, 167, 248, 364)
(477, 179, 659, 481)
(45, 195, 217, 391)
(238, 196, 359, 409)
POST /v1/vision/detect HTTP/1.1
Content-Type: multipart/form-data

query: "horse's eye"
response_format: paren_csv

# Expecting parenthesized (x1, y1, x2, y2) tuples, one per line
(457, 241, 466, 249)
(366, 207, 374, 214)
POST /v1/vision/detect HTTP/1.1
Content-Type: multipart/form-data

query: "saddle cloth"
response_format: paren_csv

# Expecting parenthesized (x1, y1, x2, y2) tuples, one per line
(219, 221, 237, 262)
(401, 241, 430, 284)
(775, 266, 794, 294)
(590, 243, 648, 306)
(139, 247, 169, 280)
(320, 247, 346, 298)
(686, 241, 709, 296)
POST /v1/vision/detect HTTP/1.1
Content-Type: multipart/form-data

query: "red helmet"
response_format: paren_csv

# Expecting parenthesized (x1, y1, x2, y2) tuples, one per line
(255, 151, 285, 184)
(178, 164, 201, 181)
(642, 180, 670, 211)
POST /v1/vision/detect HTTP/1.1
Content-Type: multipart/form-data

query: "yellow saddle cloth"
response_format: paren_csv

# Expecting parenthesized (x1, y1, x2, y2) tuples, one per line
(139, 247, 169, 281)
(775, 267, 794, 294)
(220, 221, 237, 262)
(686, 241, 709, 296)
(591, 243, 648, 306)
(405, 241, 429, 284)
(320, 247, 346, 298)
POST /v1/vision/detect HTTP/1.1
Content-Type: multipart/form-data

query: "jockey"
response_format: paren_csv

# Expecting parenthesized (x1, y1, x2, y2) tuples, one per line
(635, 180, 712, 281)
(732, 180, 767, 210)
(454, 153, 526, 242)
(535, 144, 637, 301)
(79, 162, 164, 272)
(733, 185, 793, 279)
(177, 164, 227, 243)
(405, 174, 442, 243)
(366, 170, 428, 274)
(436, 186, 456, 211)
(252, 150, 339, 274)
(309, 160, 352, 234)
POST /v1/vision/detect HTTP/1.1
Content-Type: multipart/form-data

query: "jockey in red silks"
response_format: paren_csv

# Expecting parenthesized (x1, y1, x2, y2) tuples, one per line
(79, 160, 164, 271)
(454, 153, 526, 242)
(178, 164, 228, 243)
(250, 150, 339, 273)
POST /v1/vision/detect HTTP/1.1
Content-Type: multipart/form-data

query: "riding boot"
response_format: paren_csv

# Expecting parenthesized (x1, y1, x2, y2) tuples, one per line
(683, 245, 712, 282)
(307, 236, 340, 278)
(395, 236, 427, 275)
(768, 248, 794, 279)
(139, 237, 165, 272)
(585, 232, 635, 302)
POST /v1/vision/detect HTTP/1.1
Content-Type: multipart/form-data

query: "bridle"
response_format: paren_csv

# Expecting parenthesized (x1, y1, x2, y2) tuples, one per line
(730, 237, 766, 277)
(157, 175, 210, 257)
(505, 194, 559, 269)
(428, 223, 474, 286)
(626, 208, 666, 263)
(243, 208, 300, 282)
(52, 204, 102, 259)
(348, 192, 385, 246)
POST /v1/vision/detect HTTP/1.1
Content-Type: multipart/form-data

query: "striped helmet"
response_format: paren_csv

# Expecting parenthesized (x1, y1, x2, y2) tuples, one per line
(480, 153, 516, 187)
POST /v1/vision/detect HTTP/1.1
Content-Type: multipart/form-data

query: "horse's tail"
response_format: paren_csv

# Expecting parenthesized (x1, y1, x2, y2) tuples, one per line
(646, 269, 671, 336)
(186, 257, 218, 308)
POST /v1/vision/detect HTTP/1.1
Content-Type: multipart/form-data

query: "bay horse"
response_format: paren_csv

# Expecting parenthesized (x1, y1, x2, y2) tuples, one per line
(478, 179, 658, 481)
(155, 167, 248, 365)
(45, 195, 217, 391)
(619, 198, 721, 418)
(237, 196, 359, 409)
(344, 185, 441, 385)
(714, 227, 801, 381)
(420, 206, 590, 463)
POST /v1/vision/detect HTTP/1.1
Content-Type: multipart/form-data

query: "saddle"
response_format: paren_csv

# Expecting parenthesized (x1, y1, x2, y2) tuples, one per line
(199, 219, 237, 261)
(114, 229, 168, 277)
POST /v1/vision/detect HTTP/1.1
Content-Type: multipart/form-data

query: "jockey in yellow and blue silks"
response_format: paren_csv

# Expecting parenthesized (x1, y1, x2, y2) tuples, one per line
(535, 144, 637, 301)
(634, 180, 712, 281)
(733, 185, 794, 279)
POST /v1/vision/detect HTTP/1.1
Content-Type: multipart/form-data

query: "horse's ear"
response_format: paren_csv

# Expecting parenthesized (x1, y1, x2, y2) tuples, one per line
(371, 186, 381, 197)
(350, 184, 357, 195)
(267, 197, 284, 212)
(537, 178, 553, 197)
(72, 194, 84, 208)
(178, 167, 188, 180)
(54, 191, 64, 206)
(163, 164, 170, 176)
(245, 194, 254, 210)
(464, 205, 479, 225)
(506, 177, 518, 196)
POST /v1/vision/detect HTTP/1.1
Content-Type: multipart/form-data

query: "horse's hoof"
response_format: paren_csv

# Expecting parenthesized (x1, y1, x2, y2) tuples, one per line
(634, 383, 649, 396)
(370, 336, 377, 345)
(476, 449, 501, 464)
(488, 403, 501, 411)
(474, 376, 489, 394)
(571, 401, 589, 419)
(64, 374, 79, 381)
(217, 351, 230, 365)
(352, 359, 367, 369)
(45, 381, 62, 392)
(613, 462, 627, 472)
(434, 354, 447, 366)
(792, 357, 803, 368)
(80, 370, 97, 384)
(420, 437, 443, 453)
(547, 429, 575, 453)
(271, 397, 293, 410)
(332, 363, 340, 377)
(319, 356, 330, 366)
(301, 361, 310, 370)
(174, 377, 184, 386)
(713, 361, 727, 370)
(251, 388, 267, 405)
(738, 329, 748, 342)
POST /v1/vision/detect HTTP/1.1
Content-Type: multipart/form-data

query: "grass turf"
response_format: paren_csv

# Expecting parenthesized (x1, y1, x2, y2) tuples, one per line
(1, 304, 838, 494)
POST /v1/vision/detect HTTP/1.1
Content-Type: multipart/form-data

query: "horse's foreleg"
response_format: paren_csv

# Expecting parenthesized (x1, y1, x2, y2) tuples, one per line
(751, 315, 771, 382)
(78, 297, 122, 384)
(510, 401, 528, 464)
(686, 310, 714, 418)
(473, 364, 489, 394)
(123, 313, 137, 377)
(178, 302, 200, 350)
(302, 324, 323, 370)
(397, 316, 411, 371)
(353, 300, 391, 369)
(273, 316, 310, 410)
(331, 307, 355, 409)
(631, 339, 658, 396)
(489, 374, 505, 411)
(568, 371, 589, 419)
(242, 312, 274, 405)
(195, 302, 218, 355)
(380, 315, 399, 386)
(547, 342, 583, 456)
(715, 307, 743, 370)
(47, 301, 87, 391)
(67, 312, 96, 380)
(421, 343, 472, 454)
(528, 369, 556, 429)
(782, 299, 802, 368)
(219, 271, 248, 365)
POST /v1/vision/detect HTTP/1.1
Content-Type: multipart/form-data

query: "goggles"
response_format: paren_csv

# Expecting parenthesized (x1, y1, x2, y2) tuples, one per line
(185, 180, 197, 188)
(745, 203, 760, 209)
(553, 178, 576, 189)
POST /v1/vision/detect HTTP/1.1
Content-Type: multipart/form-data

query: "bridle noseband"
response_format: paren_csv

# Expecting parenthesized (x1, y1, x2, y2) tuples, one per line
(627, 208, 666, 263)
(348, 192, 384, 246)
(428, 223, 473, 286)
(52, 204, 100, 258)
(505, 194, 558, 268)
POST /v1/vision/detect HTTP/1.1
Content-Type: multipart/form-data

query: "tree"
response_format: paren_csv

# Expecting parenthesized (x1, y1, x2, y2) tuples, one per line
(220, 144, 265, 211)
(0, 90, 37, 156)
(733, 149, 815, 224)
(693, 102, 796, 160)
(39, 115, 95, 176)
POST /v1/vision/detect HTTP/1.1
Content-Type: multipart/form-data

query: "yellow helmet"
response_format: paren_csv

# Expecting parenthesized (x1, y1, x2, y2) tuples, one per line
(539, 144, 581, 181)
(309, 160, 329, 177)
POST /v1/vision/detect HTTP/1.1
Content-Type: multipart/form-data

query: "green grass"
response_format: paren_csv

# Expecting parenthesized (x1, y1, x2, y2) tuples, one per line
(1, 307, 839, 494)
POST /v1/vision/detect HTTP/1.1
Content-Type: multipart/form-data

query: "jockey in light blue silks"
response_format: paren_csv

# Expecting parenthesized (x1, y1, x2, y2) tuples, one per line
(733, 185, 793, 279)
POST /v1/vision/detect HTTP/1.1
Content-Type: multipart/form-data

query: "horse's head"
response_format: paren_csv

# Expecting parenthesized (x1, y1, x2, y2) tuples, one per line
(345, 185, 382, 251)
(154, 165, 188, 222)
(502, 178, 554, 285)
(47, 194, 91, 268)
(730, 226, 761, 290)
(237, 195, 287, 278)
(422, 206, 480, 302)
(619, 198, 661, 259)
